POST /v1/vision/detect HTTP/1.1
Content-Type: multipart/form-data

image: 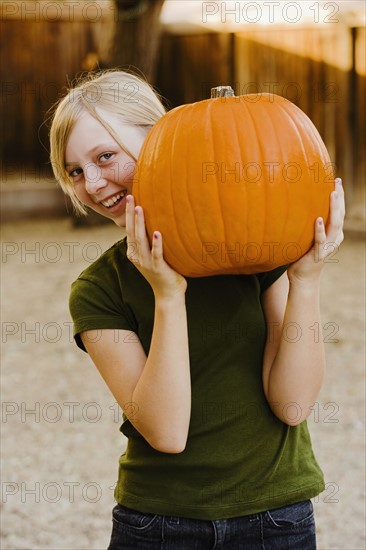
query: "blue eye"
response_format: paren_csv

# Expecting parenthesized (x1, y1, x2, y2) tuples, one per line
(100, 152, 113, 162)
(68, 167, 83, 178)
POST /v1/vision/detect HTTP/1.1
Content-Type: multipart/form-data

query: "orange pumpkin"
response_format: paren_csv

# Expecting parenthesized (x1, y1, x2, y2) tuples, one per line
(133, 93, 334, 277)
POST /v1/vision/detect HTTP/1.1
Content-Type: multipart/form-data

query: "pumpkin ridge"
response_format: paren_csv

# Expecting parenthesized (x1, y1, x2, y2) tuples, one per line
(167, 108, 186, 269)
(199, 98, 226, 270)
(234, 98, 254, 269)
(278, 101, 295, 263)
(227, 98, 251, 269)
(213, 98, 236, 269)
(270, 98, 295, 265)
(262, 96, 289, 269)
(202, 100, 229, 271)
(260, 98, 273, 269)
(167, 106, 206, 274)
(170, 104, 215, 275)
(241, 96, 269, 267)
(190, 102, 225, 274)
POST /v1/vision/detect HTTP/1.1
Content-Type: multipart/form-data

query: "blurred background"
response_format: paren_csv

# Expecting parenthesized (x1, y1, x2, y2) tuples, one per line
(1, 1, 365, 549)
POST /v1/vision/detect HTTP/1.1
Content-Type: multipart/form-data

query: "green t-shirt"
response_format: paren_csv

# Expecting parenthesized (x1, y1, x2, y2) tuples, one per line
(70, 237, 325, 520)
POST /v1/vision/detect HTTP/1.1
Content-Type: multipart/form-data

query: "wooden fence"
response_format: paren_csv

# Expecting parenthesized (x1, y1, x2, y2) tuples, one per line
(0, 14, 364, 216)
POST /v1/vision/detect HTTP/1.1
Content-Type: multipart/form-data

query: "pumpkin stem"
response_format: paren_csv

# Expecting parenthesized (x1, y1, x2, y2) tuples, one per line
(210, 86, 235, 98)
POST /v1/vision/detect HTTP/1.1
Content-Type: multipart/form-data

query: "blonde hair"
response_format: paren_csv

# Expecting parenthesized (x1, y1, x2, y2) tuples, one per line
(49, 70, 166, 214)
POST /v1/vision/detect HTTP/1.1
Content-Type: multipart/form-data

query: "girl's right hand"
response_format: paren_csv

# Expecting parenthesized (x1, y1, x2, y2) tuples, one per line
(125, 195, 187, 300)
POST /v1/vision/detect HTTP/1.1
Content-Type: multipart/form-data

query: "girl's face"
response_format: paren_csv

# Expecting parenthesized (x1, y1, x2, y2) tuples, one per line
(65, 112, 149, 227)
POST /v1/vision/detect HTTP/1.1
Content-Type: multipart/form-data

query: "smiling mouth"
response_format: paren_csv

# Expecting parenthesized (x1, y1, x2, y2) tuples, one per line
(101, 191, 127, 208)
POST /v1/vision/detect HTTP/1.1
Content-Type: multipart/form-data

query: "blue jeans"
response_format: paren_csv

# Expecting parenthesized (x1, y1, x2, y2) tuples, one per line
(107, 499, 316, 549)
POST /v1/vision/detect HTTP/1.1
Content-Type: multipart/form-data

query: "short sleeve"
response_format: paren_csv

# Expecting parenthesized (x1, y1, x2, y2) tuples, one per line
(256, 264, 288, 294)
(69, 277, 137, 352)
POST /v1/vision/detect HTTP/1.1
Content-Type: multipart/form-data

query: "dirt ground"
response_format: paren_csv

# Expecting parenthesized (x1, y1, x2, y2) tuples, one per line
(1, 218, 365, 550)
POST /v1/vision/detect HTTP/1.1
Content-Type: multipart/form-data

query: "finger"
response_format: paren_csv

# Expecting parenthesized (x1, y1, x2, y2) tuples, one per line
(126, 195, 140, 264)
(125, 194, 136, 243)
(311, 217, 326, 263)
(134, 206, 151, 259)
(335, 177, 344, 196)
(151, 231, 164, 263)
(314, 217, 327, 244)
(332, 178, 345, 218)
(335, 178, 346, 219)
(330, 190, 344, 227)
(326, 187, 344, 242)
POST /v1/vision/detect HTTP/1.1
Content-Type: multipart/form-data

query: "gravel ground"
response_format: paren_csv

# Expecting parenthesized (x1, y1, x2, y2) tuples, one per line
(1, 218, 365, 550)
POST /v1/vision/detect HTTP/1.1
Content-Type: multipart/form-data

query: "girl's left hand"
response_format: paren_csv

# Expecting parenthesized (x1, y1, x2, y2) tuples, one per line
(287, 178, 345, 285)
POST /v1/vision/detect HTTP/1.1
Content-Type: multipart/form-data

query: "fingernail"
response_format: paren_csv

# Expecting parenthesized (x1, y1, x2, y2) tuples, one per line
(153, 231, 159, 239)
(318, 218, 323, 226)
(336, 178, 342, 185)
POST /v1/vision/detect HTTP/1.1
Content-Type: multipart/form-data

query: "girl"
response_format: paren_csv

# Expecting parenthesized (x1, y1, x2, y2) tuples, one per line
(49, 70, 345, 549)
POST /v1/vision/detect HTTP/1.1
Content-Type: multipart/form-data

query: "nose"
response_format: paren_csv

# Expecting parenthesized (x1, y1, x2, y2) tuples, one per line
(84, 163, 108, 195)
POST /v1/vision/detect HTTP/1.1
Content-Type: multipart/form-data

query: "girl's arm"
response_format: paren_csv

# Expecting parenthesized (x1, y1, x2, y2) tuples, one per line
(261, 178, 345, 425)
(81, 196, 191, 454)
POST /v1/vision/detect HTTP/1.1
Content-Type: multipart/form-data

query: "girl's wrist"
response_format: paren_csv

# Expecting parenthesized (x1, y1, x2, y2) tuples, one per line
(288, 275, 321, 295)
(154, 291, 187, 309)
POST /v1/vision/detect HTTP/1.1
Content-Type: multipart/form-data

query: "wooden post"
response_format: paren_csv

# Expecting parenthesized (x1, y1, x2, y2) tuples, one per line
(107, 0, 166, 83)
